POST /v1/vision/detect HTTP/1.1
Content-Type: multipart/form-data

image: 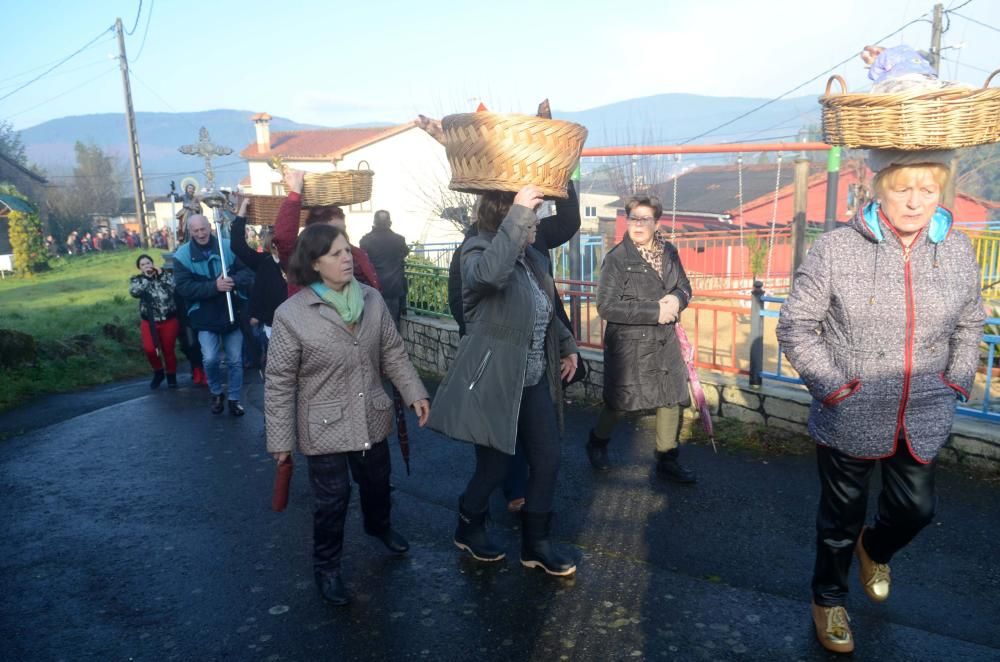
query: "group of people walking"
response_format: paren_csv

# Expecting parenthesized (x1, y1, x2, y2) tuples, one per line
(127, 147, 983, 656)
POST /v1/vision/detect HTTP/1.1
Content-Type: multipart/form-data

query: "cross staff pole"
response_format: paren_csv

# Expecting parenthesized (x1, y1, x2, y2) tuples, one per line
(208, 201, 236, 325)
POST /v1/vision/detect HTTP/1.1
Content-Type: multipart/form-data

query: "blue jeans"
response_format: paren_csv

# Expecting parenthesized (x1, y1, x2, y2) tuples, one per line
(198, 328, 243, 400)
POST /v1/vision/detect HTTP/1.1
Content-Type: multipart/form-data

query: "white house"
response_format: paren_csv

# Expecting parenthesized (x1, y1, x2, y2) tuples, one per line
(240, 113, 463, 245)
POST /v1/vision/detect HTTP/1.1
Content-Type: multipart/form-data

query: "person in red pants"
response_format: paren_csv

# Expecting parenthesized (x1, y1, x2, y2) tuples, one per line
(130, 254, 181, 388)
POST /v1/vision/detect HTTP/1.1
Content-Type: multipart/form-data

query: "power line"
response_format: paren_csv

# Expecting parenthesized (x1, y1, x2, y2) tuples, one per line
(677, 12, 934, 145)
(127, 66, 203, 133)
(940, 55, 995, 76)
(951, 11, 1000, 33)
(0, 27, 115, 105)
(132, 0, 155, 63)
(2, 67, 119, 121)
(125, 0, 144, 35)
(0, 56, 112, 94)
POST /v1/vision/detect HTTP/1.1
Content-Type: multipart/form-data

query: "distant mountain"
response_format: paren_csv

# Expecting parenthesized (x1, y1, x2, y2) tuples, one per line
(19, 95, 822, 190)
(21, 110, 327, 190)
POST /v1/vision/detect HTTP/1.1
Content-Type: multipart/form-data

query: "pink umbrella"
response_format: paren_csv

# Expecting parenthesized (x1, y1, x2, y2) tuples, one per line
(675, 325, 717, 453)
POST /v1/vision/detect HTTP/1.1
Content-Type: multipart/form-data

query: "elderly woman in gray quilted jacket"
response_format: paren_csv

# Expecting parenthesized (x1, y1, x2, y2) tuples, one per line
(776, 149, 985, 655)
(265, 223, 430, 607)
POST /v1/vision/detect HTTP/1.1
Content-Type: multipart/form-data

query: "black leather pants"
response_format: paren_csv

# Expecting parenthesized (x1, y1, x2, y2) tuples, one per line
(812, 439, 937, 606)
(307, 441, 392, 575)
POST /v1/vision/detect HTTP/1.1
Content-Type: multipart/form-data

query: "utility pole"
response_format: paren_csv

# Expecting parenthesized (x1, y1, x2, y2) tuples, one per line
(115, 17, 150, 249)
(790, 133, 810, 282)
(929, 3, 958, 207)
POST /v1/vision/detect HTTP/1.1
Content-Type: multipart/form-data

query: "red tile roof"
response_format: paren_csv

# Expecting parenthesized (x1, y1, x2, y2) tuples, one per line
(240, 122, 415, 161)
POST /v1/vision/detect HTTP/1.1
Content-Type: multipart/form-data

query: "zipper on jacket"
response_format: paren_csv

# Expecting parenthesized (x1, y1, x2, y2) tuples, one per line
(894, 254, 916, 447)
(468, 349, 493, 390)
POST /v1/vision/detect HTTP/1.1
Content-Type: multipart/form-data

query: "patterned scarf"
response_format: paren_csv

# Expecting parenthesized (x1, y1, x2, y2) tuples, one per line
(635, 229, 666, 273)
(310, 279, 364, 325)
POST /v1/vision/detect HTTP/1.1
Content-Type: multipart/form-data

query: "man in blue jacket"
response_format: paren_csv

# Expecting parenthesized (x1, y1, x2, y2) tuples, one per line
(173, 214, 253, 415)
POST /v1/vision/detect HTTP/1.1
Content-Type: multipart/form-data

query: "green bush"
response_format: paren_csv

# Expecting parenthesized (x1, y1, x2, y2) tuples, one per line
(8, 209, 48, 276)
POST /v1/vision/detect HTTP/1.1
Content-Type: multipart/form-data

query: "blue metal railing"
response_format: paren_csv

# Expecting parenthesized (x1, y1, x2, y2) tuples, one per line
(751, 291, 999, 422)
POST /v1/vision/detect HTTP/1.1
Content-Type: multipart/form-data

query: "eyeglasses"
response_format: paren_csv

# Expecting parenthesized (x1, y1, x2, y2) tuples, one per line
(627, 216, 657, 226)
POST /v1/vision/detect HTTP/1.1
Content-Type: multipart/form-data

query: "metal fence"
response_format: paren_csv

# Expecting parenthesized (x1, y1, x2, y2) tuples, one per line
(750, 290, 1000, 423)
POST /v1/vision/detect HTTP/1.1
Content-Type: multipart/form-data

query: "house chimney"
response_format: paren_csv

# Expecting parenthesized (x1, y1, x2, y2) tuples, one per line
(251, 113, 272, 151)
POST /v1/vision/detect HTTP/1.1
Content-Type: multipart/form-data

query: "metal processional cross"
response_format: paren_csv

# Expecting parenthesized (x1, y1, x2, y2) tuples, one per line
(178, 127, 233, 192)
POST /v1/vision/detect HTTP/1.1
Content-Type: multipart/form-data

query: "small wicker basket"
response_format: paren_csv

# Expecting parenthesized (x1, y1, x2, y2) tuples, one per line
(820, 70, 1000, 150)
(280, 161, 375, 208)
(247, 195, 308, 227)
(442, 112, 588, 198)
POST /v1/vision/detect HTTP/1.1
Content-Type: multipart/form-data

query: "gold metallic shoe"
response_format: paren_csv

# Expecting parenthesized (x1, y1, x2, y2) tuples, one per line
(856, 527, 891, 603)
(811, 602, 854, 654)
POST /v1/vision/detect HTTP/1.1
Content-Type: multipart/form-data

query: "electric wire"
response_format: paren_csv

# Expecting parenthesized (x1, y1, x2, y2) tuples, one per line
(125, 0, 144, 35)
(951, 11, 1000, 33)
(676, 12, 934, 145)
(2, 68, 119, 121)
(0, 27, 115, 104)
(132, 0, 155, 63)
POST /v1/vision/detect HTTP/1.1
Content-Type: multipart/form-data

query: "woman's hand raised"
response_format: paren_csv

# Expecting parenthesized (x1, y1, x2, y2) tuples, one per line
(513, 185, 545, 211)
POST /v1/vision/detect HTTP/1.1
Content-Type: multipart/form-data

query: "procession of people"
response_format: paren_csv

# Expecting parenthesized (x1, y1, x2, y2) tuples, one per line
(103, 43, 993, 658)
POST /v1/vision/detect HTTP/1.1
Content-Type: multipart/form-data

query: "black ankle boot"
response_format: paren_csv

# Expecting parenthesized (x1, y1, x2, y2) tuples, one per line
(211, 393, 225, 414)
(454, 498, 505, 562)
(150, 370, 165, 389)
(655, 449, 697, 484)
(520, 511, 577, 576)
(166, 373, 178, 389)
(586, 430, 610, 471)
(372, 528, 409, 554)
(228, 400, 245, 417)
(315, 571, 349, 606)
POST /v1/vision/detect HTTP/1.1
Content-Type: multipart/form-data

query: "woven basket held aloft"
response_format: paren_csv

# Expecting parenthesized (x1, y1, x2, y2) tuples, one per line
(281, 162, 374, 208)
(247, 195, 308, 227)
(820, 70, 1000, 150)
(442, 113, 588, 199)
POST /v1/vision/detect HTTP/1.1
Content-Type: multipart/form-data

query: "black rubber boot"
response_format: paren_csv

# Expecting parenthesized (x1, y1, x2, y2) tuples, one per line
(454, 498, 505, 562)
(372, 528, 409, 554)
(520, 511, 577, 576)
(228, 400, 245, 417)
(150, 370, 165, 389)
(315, 571, 349, 606)
(655, 448, 697, 484)
(210, 393, 225, 414)
(585, 430, 610, 471)
(166, 373, 178, 389)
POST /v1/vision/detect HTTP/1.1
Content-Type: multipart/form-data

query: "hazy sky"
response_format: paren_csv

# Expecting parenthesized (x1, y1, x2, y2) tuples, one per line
(2, 0, 997, 138)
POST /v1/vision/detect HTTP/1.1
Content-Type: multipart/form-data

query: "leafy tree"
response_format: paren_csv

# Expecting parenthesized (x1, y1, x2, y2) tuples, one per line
(0, 120, 27, 167)
(47, 141, 125, 238)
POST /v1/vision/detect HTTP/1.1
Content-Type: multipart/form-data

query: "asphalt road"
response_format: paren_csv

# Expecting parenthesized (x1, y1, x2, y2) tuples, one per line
(1, 373, 998, 661)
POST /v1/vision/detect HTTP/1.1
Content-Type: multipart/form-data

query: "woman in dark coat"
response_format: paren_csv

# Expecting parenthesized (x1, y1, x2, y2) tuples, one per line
(588, 194, 694, 482)
(777, 151, 985, 655)
(428, 185, 579, 576)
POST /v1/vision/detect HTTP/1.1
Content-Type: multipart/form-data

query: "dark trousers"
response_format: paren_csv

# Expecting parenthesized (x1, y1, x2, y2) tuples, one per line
(307, 441, 392, 575)
(812, 440, 936, 606)
(463, 375, 561, 514)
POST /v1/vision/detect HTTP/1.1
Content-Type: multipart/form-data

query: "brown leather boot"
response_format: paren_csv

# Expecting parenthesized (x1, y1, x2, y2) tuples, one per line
(811, 602, 854, 654)
(856, 527, 891, 603)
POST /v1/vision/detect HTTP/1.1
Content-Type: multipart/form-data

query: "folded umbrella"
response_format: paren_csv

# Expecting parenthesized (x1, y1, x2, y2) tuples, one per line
(675, 325, 717, 453)
(272, 455, 293, 512)
(392, 387, 411, 475)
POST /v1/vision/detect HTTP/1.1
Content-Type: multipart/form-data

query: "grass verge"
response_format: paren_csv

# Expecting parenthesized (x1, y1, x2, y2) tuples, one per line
(0, 250, 152, 411)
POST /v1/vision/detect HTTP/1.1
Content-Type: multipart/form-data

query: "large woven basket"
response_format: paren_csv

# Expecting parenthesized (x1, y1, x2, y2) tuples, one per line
(281, 162, 374, 208)
(820, 70, 1000, 150)
(442, 113, 588, 198)
(247, 195, 308, 227)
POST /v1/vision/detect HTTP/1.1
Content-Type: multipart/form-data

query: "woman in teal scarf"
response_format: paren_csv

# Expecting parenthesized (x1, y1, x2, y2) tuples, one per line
(265, 224, 430, 607)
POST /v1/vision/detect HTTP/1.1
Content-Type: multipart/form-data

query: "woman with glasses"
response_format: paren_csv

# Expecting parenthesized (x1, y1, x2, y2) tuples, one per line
(586, 194, 695, 482)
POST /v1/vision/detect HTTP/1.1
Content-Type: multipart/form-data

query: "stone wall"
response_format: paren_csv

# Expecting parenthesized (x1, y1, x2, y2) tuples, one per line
(401, 314, 1000, 474)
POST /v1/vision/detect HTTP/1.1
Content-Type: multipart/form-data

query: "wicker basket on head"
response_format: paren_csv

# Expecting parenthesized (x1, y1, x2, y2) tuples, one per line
(247, 195, 308, 227)
(442, 113, 588, 199)
(820, 70, 1000, 150)
(280, 162, 374, 208)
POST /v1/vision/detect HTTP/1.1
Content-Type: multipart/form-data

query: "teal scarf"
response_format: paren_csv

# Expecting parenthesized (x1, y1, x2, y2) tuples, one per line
(310, 279, 364, 324)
